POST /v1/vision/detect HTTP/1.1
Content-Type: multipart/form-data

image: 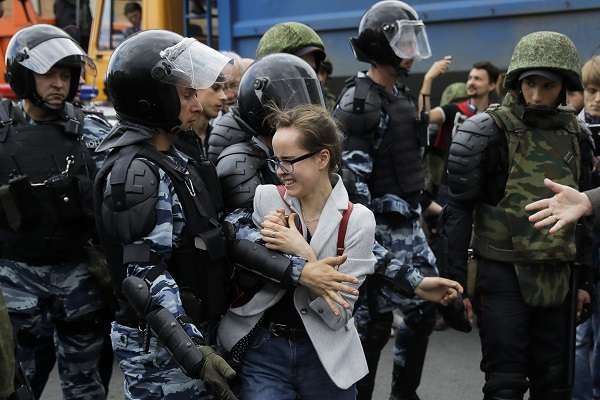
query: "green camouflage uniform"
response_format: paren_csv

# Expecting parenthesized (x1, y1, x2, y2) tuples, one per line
(445, 31, 594, 400)
(475, 32, 586, 307)
(477, 94, 581, 306)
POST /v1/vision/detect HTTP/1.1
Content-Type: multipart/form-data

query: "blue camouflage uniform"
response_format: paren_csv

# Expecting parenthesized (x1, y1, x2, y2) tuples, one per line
(108, 150, 214, 400)
(337, 78, 438, 400)
(0, 109, 111, 400)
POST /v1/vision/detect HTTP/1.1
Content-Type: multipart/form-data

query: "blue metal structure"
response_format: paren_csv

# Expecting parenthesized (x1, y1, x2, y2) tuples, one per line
(217, 0, 600, 78)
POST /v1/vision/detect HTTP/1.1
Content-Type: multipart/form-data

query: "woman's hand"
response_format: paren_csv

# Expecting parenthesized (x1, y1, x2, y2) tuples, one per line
(525, 178, 593, 234)
(299, 255, 359, 316)
(261, 213, 315, 261)
(414, 277, 463, 306)
(264, 208, 288, 227)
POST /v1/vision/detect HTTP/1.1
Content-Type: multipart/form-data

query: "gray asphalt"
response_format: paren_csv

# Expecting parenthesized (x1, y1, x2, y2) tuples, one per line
(41, 328, 484, 400)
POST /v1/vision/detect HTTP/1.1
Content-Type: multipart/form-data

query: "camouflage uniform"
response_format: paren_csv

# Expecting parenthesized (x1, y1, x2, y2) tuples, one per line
(0, 112, 111, 400)
(336, 76, 438, 400)
(106, 151, 213, 399)
(444, 32, 594, 400)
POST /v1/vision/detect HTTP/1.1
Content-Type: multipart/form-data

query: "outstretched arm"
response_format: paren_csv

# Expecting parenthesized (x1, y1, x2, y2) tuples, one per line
(525, 178, 594, 233)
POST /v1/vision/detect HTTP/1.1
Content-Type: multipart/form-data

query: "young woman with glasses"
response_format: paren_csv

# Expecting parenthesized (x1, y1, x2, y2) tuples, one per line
(218, 104, 376, 399)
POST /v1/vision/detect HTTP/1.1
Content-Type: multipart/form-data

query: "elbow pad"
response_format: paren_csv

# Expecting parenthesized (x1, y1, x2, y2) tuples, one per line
(229, 239, 292, 286)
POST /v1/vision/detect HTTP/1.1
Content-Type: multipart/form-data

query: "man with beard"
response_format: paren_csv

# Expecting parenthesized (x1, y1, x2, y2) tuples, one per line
(422, 61, 499, 144)
(0, 24, 111, 399)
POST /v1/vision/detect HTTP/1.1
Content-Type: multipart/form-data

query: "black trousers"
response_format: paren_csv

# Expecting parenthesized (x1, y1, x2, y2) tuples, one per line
(476, 258, 572, 399)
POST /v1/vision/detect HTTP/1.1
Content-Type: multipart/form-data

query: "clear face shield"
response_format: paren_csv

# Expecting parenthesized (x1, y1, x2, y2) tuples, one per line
(257, 77, 325, 110)
(383, 19, 432, 61)
(151, 37, 232, 90)
(18, 37, 96, 78)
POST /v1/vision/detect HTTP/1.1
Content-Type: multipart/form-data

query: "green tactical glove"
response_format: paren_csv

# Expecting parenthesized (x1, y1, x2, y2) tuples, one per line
(197, 345, 238, 400)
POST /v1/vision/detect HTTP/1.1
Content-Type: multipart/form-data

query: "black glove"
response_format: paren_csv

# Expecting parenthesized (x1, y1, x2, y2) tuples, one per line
(439, 295, 472, 333)
(197, 345, 238, 400)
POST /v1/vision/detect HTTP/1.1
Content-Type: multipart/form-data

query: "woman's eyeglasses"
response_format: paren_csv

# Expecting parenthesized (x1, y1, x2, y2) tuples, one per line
(267, 150, 320, 174)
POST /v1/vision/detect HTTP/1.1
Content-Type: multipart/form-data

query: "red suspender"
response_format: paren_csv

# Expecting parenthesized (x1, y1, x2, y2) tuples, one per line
(336, 202, 354, 256)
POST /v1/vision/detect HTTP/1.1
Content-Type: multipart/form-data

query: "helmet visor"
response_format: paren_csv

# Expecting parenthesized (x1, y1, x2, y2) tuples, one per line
(19, 37, 95, 75)
(384, 20, 431, 61)
(153, 38, 232, 90)
(259, 77, 325, 110)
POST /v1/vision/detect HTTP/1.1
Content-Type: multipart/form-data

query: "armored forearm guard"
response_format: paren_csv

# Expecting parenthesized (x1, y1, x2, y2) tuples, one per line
(121, 276, 205, 379)
(229, 239, 293, 286)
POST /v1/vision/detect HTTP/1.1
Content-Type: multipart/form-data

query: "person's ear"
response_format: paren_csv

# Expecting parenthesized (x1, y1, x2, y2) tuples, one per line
(318, 149, 330, 171)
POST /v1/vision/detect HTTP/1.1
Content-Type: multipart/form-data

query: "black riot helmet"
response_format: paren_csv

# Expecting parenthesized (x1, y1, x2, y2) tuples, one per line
(105, 30, 231, 129)
(5, 24, 94, 108)
(350, 1, 431, 68)
(237, 53, 325, 136)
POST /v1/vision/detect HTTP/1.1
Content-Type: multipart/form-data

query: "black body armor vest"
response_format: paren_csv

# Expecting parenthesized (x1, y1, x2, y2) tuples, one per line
(336, 76, 425, 202)
(370, 85, 424, 199)
(95, 127, 232, 326)
(0, 100, 95, 264)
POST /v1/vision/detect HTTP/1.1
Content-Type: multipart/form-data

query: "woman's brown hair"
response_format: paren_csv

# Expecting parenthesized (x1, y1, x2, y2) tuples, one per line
(269, 104, 343, 177)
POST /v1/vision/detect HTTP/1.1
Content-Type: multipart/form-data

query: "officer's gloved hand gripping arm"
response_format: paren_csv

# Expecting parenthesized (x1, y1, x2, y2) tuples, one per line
(122, 277, 237, 400)
(101, 159, 237, 399)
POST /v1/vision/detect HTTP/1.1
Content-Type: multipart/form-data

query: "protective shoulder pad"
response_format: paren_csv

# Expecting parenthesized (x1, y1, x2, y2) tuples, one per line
(333, 78, 382, 139)
(101, 157, 159, 243)
(216, 141, 266, 211)
(207, 110, 252, 163)
(446, 112, 500, 200)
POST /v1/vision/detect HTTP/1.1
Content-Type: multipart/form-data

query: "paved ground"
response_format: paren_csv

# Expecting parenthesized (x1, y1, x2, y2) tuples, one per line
(41, 327, 484, 400)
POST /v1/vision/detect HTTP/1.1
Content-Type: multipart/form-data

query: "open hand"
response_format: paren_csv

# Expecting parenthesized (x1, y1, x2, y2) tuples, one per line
(525, 178, 592, 234)
(300, 255, 360, 315)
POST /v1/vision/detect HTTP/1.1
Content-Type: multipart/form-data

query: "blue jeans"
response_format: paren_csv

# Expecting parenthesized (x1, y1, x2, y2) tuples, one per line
(239, 327, 356, 400)
(574, 282, 600, 400)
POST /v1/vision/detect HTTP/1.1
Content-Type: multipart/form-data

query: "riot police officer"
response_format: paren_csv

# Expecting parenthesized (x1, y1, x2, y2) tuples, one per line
(333, 2, 440, 399)
(93, 30, 240, 399)
(207, 21, 326, 163)
(0, 24, 110, 400)
(445, 31, 594, 399)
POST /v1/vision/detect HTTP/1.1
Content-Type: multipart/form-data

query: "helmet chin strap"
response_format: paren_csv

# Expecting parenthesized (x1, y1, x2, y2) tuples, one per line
(30, 90, 65, 114)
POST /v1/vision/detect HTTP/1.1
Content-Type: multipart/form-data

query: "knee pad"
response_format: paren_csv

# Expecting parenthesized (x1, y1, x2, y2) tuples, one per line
(483, 372, 528, 400)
